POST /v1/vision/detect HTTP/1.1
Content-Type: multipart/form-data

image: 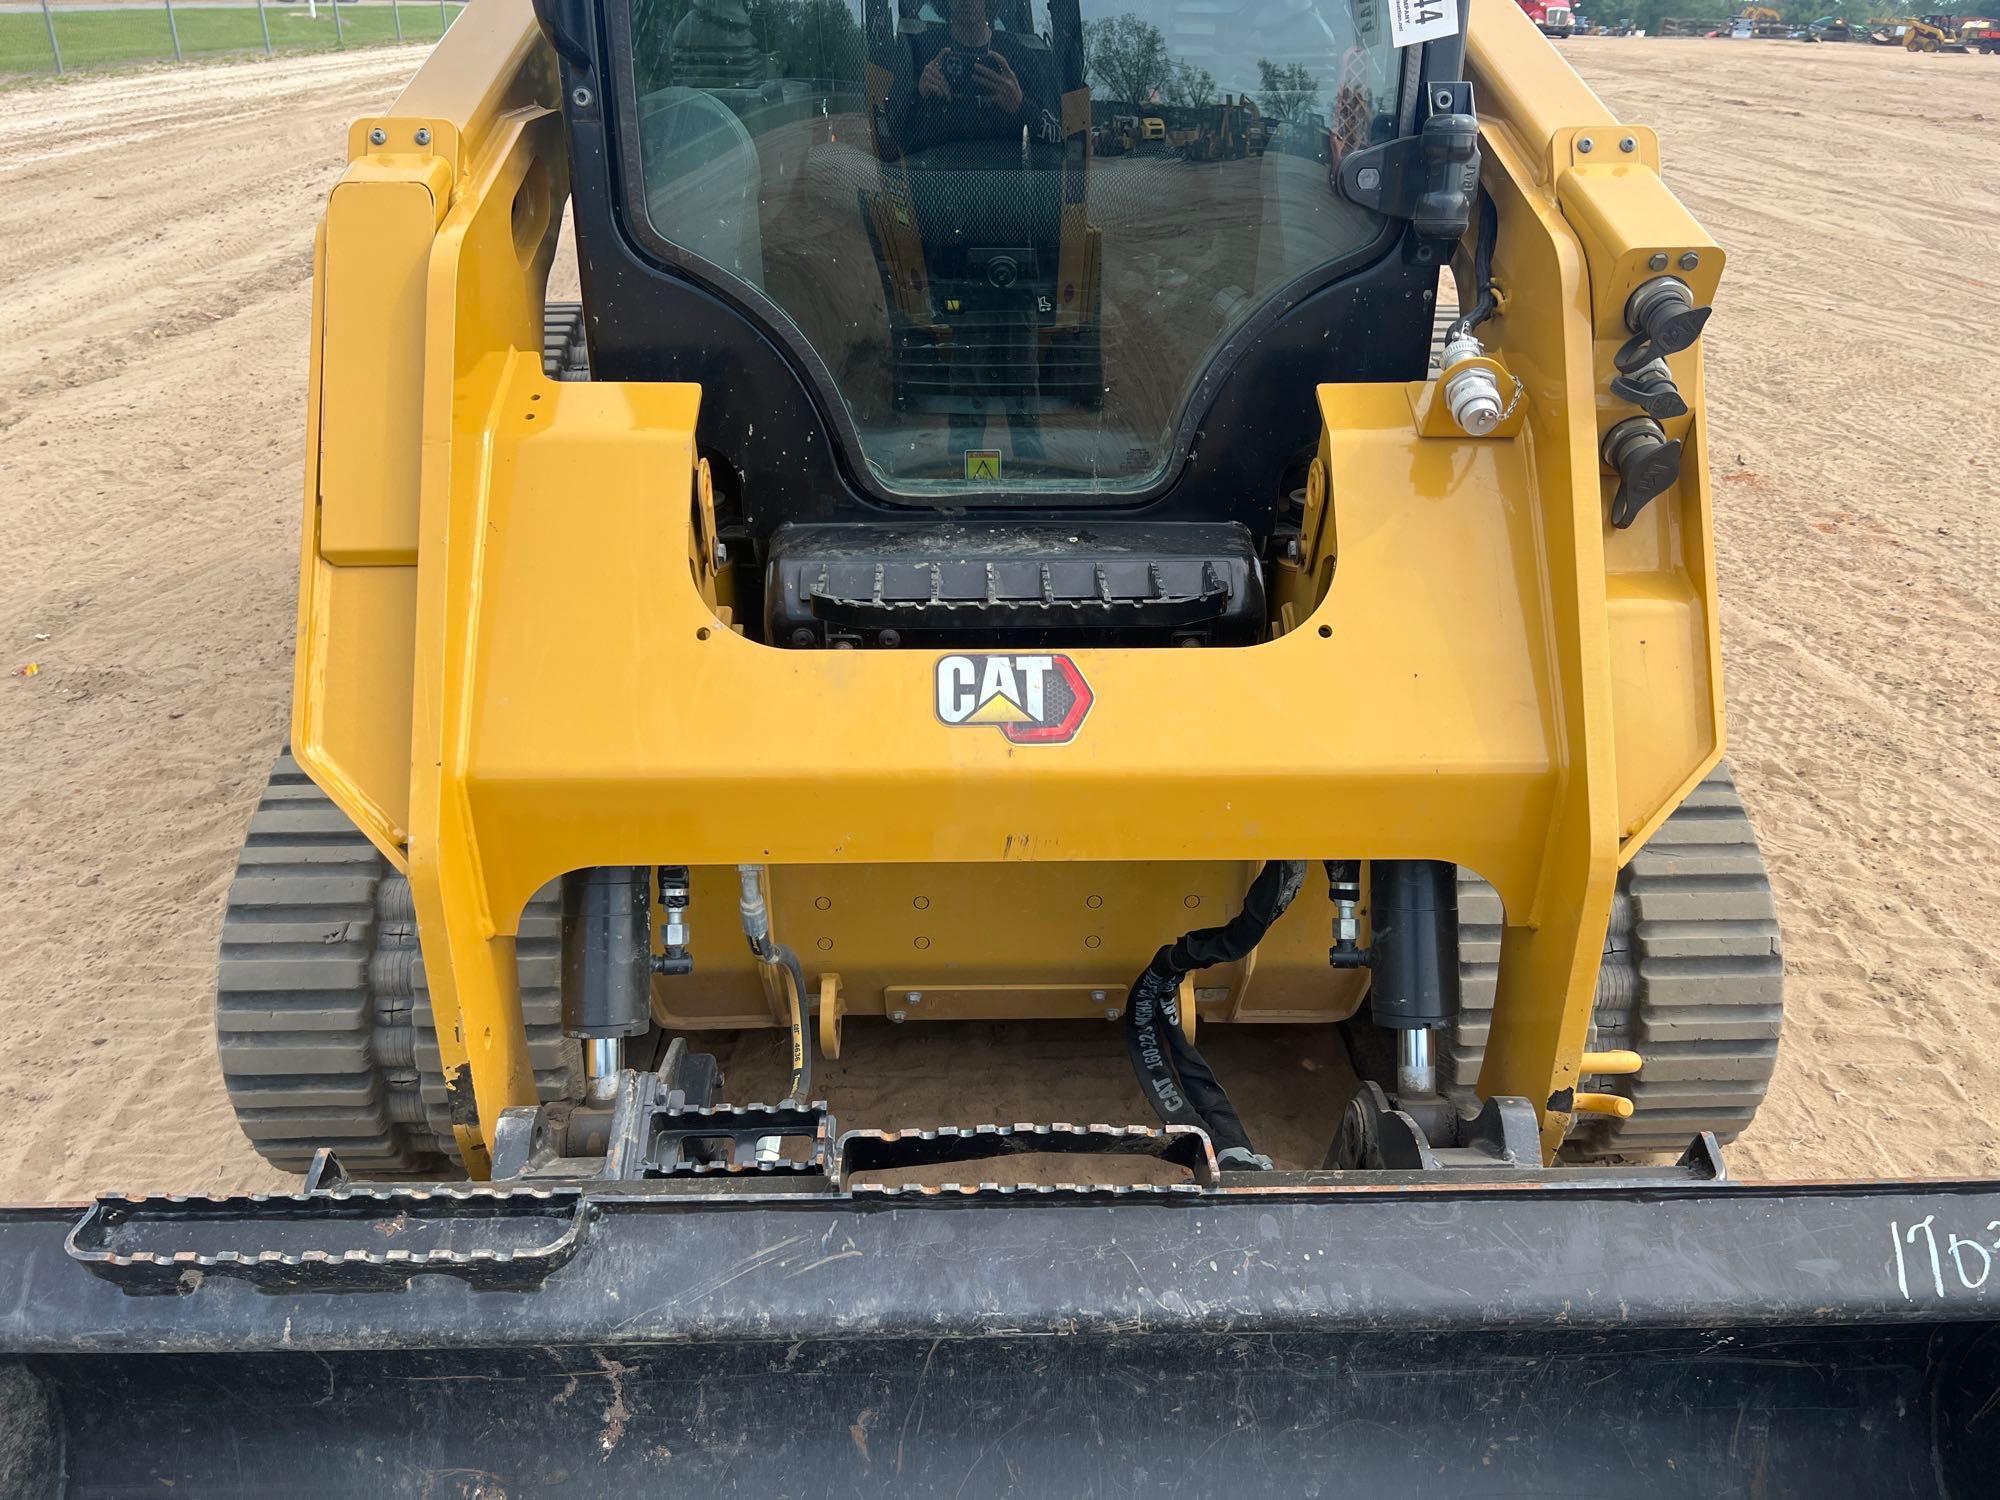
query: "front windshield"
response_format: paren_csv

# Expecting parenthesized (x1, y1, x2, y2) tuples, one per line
(626, 1, 1403, 497)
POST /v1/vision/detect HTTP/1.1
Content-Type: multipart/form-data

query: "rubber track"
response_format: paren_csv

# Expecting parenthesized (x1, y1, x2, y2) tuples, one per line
(1444, 763, 1784, 1158)
(543, 303, 589, 382)
(215, 755, 573, 1176)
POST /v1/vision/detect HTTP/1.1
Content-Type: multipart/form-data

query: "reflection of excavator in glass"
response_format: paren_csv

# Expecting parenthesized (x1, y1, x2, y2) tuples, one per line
(1177, 93, 1271, 162)
(859, 0, 1104, 449)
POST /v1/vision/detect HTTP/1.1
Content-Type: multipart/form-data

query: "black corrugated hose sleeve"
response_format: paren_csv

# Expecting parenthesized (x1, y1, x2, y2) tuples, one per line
(1446, 192, 1499, 343)
(1123, 861, 1306, 1169)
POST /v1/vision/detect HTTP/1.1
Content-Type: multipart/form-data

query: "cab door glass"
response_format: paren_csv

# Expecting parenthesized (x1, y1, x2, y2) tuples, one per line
(628, 1, 1402, 497)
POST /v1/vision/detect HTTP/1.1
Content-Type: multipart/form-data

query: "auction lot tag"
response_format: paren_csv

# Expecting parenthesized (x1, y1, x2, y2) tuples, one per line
(1386, 0, 1459, 47)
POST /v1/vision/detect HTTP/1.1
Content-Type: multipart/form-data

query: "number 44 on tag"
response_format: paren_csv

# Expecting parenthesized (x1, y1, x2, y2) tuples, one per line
(1387, 0, 1459, 48)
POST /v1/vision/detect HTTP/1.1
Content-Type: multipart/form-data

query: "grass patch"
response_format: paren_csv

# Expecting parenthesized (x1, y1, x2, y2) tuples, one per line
(1, 3, 465, 77)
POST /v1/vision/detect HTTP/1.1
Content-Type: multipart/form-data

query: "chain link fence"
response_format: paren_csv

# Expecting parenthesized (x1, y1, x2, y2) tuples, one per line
(2, 0, 467, 79)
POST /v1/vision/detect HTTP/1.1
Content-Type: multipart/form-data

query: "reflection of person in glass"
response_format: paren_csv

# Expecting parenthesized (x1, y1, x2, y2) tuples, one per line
(891, 1, 1065, 465)
(897, 2, 1064, 170)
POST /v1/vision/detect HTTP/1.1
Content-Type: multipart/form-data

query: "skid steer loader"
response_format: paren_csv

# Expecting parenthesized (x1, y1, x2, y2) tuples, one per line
(3, 0, 1998, 1493)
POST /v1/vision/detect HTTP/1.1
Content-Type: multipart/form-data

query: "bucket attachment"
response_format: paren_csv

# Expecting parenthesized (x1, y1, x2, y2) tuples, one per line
(4, 1125, 1997, 1496)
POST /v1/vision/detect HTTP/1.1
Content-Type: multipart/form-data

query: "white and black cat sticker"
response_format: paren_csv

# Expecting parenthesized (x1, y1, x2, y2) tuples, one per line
(935, 654, 1094, 746)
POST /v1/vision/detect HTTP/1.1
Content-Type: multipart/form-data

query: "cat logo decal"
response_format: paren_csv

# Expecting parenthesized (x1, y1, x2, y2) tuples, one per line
(934, 654, 1093, 745)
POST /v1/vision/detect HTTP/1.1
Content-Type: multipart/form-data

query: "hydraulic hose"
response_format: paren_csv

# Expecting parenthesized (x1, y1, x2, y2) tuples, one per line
(1122, 861, 1307, 1170)
(775, 942, 811, 1106)
(736, 865, 813, 1106)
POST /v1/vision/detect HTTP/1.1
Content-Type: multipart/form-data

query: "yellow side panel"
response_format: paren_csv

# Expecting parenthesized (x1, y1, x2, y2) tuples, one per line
(1599, 326, 1720, 847)
(1556, 148, 1727, 851)
(307, 565, 419, 846)
(318, 180, 438, 566)
(1556, 157, 1721, 342)
(1604, 574, 1712, 839)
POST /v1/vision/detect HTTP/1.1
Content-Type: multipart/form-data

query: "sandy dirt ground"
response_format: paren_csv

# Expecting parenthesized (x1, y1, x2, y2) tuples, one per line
(1, 38, 1996, 1201)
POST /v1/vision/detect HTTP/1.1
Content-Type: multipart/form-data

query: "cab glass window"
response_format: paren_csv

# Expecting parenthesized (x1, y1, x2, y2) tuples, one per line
(627, 1, 1402, 496)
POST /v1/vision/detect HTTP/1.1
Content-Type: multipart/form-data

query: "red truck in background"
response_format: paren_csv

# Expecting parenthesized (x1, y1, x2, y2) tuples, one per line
(1519, 0, 1577, 34)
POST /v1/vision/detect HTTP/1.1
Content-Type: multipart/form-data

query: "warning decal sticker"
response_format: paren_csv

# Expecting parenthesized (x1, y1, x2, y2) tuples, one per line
(935, 654, 1094, 746)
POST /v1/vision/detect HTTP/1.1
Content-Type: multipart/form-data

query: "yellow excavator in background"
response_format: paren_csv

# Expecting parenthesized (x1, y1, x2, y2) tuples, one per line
(3, 0, 1997, 1491)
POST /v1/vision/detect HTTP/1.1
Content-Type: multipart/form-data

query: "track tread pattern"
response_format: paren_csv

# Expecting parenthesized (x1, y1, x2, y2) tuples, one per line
(543, 303, 589, 382)
(1444, 763, 1784, 1158)
(216, 755, 572, 1176)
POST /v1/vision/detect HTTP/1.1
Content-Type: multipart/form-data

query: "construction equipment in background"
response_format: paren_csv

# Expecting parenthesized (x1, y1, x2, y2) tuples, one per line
(1271, 105, 1331, 166)
(1966, 14, 2000, 47)
(1868, 13, 1971, 43)
(1726, 4, 1792, 36)
(1177, 92, 1270, 162)
(5, 0, 1999, 1490)
(1661, 7, 1782, 34)
(1091, 109, 1168, 155)
(1093, 111, 1141, 155)
(1902, 12, 1973, 46)
(1517, 0, 1578, 36)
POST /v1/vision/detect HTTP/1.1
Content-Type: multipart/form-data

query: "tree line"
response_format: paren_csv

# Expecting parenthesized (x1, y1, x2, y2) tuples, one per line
(1604, 0, 1883, 31)
(1083, 13, 1323, 121)
(627, 2, 1331, 122)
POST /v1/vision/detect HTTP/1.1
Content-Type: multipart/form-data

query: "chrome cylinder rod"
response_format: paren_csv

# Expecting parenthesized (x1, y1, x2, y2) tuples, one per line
(585, 1038, 622, 1102)
(1397, 1029, 1437, 1100)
